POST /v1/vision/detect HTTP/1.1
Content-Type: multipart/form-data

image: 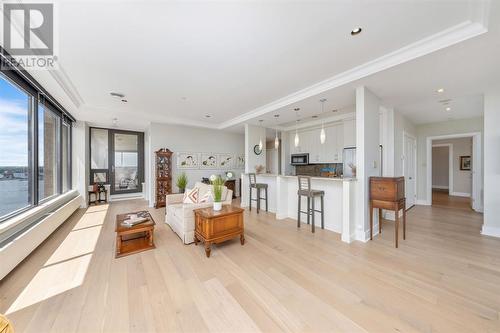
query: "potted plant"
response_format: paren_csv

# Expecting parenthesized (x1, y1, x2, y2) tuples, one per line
(176, 172, 188, 193)
(210, 174, 225, 211)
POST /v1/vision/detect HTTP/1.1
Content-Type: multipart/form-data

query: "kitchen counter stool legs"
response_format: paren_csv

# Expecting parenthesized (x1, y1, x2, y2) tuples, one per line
(248, 173, 268, 214)
(297, 176, 325, 233)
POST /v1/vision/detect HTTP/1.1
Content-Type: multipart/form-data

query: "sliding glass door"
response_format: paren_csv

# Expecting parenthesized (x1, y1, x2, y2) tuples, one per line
(90, 128, 144, 195)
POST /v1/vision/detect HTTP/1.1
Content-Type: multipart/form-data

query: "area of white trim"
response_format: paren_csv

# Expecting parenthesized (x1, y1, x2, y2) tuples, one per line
(219, 20, 488, 129)
(450, 192, 471, 198)
(432, 143, 453, 194)
(481, 226, 500, 238)
(403, 131, 417, 207)
(416, 199, 430, 206)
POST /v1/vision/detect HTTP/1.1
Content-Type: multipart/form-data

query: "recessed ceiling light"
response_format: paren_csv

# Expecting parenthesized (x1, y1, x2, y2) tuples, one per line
(294, 108, 300, 111)
(121, 99, 127, 103)
(205, 114, 211, 118)
(436, 88, 445, 93)
(181, 96, 187, 101)
(445, 107, 451, 111)
(274, 114, 280, 118)
(110, 92, 125, 98)
(351, 27, 362, 36)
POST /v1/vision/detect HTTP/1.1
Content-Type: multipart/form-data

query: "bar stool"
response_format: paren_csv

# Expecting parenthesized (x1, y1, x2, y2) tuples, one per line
(248, 173, 268, 213)
(297, 176, 324, 233)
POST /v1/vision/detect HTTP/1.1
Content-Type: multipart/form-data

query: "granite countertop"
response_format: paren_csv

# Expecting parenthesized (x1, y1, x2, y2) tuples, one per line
(244, 173, 356, 181)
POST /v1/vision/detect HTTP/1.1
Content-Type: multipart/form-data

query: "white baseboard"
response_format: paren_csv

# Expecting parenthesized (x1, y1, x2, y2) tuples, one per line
(481, 225, 500, 238)
(355, 227, 378, 242)
(432, 185, 449, 190)
(450, 192, 471, 198)
(416, 199, 430, 205)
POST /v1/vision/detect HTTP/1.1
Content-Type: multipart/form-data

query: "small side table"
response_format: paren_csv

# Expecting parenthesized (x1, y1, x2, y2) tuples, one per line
(88, 189, 108, 205)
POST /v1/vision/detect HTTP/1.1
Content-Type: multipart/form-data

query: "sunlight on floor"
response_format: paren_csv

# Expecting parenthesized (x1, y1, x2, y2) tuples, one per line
(6, 204, 109, 315)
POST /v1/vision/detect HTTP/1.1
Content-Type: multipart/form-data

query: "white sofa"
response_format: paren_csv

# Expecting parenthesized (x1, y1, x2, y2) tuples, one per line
(165, 182, 233, 244)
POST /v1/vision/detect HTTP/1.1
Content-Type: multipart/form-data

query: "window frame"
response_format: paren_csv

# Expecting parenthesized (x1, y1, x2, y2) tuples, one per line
(0, 47, 75, 223)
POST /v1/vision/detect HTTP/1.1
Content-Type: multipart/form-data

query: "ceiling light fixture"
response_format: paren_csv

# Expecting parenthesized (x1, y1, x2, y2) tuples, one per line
(205, 114, 211, 118)
(319, 98, 327, 144)
(446, 107, 451, 111)
(110, 92, 125, 98)
(351, 27, 362, 36)
(294, 110, 300, 147)
(121, 99, 128, 103)
(436, 88, 445, 93)
(112, 117, 118, 127)
(274, 114, 280, 150)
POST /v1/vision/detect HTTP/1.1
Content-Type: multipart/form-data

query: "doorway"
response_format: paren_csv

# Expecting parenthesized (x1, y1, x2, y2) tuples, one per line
(426, 132, 481, 212)
(90, 127, 144, 195)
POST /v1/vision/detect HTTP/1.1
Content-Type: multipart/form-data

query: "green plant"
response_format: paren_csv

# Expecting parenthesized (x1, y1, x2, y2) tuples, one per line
(176, 172, 188, 192)
(210, 174, 225, 202)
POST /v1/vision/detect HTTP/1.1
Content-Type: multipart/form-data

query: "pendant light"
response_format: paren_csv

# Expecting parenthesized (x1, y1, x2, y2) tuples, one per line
(319, 98, 327, 144)
(294, 108, 300, 147)
(258, 119, 263, 151)
(274, 114, 280, 149)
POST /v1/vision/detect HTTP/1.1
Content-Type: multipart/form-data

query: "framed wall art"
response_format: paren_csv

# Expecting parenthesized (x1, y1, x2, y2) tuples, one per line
(177, 152, 200, 169)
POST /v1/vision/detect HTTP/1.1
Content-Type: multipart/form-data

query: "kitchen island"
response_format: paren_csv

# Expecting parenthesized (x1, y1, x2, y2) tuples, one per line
(241, 174, 357, 243)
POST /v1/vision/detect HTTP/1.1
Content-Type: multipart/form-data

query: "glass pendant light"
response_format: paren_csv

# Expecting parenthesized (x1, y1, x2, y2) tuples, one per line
(319, 98, 327, 144)
(258, 119, 263, 151)
(274, 114, 280, 149)
(294, 108, 300, 147)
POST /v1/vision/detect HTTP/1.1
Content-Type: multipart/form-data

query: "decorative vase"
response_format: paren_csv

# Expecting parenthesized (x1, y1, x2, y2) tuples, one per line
(213, 201, 222, 211)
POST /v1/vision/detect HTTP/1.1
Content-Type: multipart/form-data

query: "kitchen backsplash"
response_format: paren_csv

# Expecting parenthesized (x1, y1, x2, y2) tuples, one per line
(295, 163, 343, 177)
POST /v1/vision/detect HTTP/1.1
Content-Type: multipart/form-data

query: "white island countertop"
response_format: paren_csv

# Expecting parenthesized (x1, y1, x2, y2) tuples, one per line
(249, 173, 356, 182)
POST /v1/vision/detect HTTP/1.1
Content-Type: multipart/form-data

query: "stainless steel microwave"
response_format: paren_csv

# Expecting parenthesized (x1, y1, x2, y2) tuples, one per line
(291, 153, 309, 165)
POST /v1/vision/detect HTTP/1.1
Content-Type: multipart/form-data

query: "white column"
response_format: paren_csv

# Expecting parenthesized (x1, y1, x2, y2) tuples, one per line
(342, 180, 355, 243)
(244, 124, 266, 174)
(355, 86, 381, 242)
(71, 120, 89, 208)
(482, 87, 500, 238)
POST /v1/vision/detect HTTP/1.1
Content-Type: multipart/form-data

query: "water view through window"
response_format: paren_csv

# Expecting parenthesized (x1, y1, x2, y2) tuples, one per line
(0, 75, 31, 218)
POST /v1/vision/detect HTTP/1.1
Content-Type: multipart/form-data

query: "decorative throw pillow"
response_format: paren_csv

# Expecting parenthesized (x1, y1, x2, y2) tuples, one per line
(199, 188, 213, 203)
(183, 187, 199, 204)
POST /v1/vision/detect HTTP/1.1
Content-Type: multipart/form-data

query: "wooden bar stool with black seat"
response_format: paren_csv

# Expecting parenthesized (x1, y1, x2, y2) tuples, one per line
(297, 176, 325, 233)
(248, 173, 268, 213)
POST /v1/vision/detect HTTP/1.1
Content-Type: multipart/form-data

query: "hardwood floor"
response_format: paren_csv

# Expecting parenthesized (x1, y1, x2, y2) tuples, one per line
(432, 190, 472, 210)
(1, 199, 499, 333)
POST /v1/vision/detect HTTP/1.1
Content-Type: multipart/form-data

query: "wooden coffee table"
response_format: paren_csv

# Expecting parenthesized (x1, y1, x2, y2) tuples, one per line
(193, 205, 245, 257)
(115, 211, 156, 258)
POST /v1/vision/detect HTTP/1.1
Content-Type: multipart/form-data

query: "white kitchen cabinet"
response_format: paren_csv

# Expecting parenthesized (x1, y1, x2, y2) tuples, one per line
(343, 118, 356, 147)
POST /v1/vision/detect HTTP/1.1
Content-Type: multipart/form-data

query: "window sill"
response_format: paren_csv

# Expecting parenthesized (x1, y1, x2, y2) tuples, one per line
(0, 190, 79, 236)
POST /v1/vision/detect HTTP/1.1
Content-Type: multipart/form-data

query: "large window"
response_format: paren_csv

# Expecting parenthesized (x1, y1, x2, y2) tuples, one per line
(0, 63, 74, 221)
(0, 75, 32, 217)
(38, 104, 60, 200)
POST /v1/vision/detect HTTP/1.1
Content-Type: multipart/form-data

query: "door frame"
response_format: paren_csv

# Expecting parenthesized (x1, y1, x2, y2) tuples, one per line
(89, 127, 144, 195)
(431, 143, 453, 195)
(425, 132, 482, 212)
(402, 131, 417, 208)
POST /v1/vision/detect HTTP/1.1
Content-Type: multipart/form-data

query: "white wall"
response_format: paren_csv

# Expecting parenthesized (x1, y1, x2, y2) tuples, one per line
(416, 117, 483, 203)
(432, 146, 450, 189)
(355, 86, 381, 241)
(148, 123, 244, 206)
(483, 88, 500, 237)
(244, 124, 266, 173)
(72, 121, 89, 207)
(433, 137, 472, 195)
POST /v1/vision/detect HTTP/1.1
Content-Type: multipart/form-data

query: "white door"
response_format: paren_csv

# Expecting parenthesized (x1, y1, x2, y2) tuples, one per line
(403, 133, 417, 208)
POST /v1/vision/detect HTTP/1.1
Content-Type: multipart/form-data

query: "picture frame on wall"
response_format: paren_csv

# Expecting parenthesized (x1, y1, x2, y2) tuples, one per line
(200, 153, 218, 169)
(460, 155, 471, 170)
(217, 153, 234, 169)
(177, 152, 200, 169)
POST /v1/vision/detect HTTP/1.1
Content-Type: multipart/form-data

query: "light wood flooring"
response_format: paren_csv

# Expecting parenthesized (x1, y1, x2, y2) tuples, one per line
(432, 190, 472, 210)
(1, 199, 499, 333)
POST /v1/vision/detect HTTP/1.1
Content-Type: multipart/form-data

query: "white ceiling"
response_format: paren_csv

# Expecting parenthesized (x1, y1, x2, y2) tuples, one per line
(20, 0, 499, 130)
